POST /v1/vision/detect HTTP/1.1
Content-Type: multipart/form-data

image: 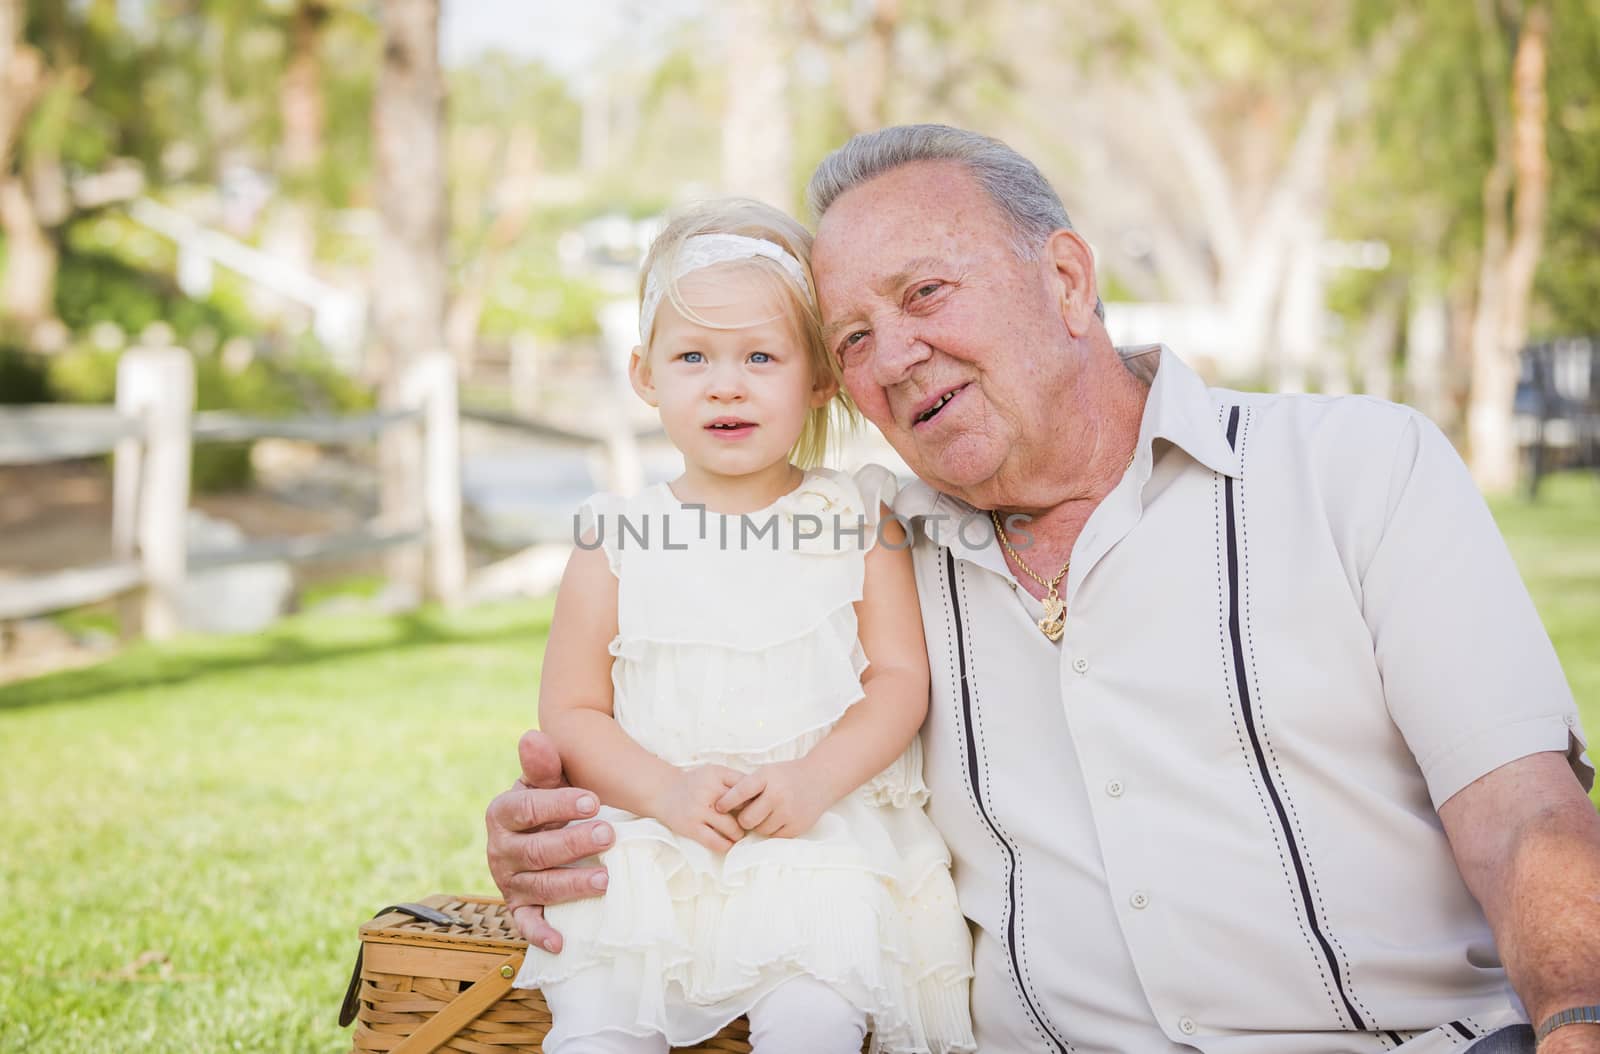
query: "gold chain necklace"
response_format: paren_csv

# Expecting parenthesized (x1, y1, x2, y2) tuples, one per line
(989, 449, 1138, 642)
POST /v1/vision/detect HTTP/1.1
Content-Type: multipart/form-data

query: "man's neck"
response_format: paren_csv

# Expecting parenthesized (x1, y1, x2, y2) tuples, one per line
(992, 350, 1153, 599)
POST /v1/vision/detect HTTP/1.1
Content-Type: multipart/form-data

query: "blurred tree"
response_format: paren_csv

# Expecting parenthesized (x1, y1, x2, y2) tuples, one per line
(444, 55, 581, 372)
(799, 0, 901, 135)
(722, 0, 795, 209)
(372, 0, 445, 592)
(1042, 0, 1411, 389)
(263, 0, 331, 272)
(1537, 0, 1600, 335)
(1466, 0, 1551, 491)
(1, 0, 65, 347)
(1346, 0, 1587, 486)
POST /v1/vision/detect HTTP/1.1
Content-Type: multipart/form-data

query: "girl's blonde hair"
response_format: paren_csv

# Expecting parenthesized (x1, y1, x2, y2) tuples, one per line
(637, 198, 856, 468)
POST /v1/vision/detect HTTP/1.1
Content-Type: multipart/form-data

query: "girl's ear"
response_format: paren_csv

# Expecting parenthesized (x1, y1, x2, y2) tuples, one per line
(809, 371, 839, 409)
(628, 346, 658, 406)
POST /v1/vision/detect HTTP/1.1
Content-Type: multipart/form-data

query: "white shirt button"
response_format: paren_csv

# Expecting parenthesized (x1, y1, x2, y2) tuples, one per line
(1129, 890, 1149, 910)
(1178, 1016, 1197, 1035)
(1071, 656, 1090, 675)
(1105, 778, 1125, 798)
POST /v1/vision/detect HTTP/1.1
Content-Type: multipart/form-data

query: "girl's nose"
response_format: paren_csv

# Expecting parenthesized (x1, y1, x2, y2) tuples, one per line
(706, 363, 747, 401)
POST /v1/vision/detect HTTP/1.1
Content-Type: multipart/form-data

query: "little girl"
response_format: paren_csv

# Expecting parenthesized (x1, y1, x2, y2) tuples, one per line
(515, 199, 975, 1054)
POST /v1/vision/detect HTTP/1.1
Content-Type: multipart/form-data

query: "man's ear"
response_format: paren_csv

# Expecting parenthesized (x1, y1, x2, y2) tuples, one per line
(627, 346, 657, 406)
(1046, 229, 1100, 337)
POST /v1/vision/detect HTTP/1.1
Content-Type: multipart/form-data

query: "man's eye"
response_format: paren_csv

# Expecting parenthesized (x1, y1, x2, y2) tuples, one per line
(913, 282, 942, 299)
(839, 331, 868, 356)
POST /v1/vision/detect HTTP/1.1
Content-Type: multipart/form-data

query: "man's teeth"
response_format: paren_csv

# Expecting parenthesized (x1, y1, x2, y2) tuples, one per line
(917, 390, 957, 423)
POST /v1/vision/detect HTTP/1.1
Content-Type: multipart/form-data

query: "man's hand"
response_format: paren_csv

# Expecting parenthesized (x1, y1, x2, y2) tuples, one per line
(485, 730, 614, 952)
(650, 764, 748, 853)
(715, 760, 834, 838)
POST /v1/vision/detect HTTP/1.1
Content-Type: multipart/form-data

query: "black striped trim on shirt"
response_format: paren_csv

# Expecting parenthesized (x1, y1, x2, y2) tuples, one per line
(943, 547, 1072, 1053)
(1221, 405, 1368, 1032)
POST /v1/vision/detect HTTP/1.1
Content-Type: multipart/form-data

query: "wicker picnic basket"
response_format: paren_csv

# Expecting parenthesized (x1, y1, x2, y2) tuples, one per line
(341, 894, 851, 1053)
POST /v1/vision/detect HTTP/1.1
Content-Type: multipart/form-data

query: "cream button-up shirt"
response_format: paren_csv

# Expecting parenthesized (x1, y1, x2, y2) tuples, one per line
(895, 345, 1591, 1053)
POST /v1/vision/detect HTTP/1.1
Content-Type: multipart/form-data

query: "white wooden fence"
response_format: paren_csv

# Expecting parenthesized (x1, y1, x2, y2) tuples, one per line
(0, 347, 465, 639)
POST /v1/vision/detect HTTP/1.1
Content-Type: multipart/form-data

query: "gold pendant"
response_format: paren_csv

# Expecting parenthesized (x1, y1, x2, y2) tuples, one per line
(1038, 595, 1066, 642)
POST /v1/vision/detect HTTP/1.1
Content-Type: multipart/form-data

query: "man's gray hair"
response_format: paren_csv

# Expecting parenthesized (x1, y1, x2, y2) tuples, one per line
(806, 124, 1104, 320)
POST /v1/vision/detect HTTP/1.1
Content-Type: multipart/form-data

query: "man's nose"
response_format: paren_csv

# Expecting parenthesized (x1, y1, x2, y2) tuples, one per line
(871, 320, 933, 386)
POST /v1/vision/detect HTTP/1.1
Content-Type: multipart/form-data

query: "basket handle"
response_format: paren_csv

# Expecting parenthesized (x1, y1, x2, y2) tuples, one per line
(390, 949, 527, 1054)
(338, 902, 470, 1028)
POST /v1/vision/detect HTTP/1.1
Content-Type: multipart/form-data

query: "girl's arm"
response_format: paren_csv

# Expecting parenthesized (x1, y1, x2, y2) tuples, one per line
(717, 507, 930, 835)
(540, 541, 746, 851)
(802, 508, 930, 801)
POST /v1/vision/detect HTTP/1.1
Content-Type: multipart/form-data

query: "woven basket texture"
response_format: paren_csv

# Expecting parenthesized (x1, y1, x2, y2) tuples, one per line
(349, 895, 779, 1053)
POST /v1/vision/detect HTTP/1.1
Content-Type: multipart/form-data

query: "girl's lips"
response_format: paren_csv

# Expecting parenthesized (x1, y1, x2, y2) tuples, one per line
(706, 422, 757, 439)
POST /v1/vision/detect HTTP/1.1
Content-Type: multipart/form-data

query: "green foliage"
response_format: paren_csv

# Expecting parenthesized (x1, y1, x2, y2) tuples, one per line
(53, 242, 255, 345)
(480, 268, 607, 342)
(316, 17, 380, 208)
(0, 345, 53, 404)
(1333, 0, 1600, 337)
(449, 53, 582, 172)
(1536, 0, 1600, 336)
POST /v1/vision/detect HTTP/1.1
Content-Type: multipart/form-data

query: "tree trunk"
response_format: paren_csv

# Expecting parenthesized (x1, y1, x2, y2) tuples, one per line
(445, 127, 540, 375)
(1222, 90, 1338, 383)
(1405, 285, 1452, 426)
(1355, 279, 1405, 401)
(265, 0, 329, 274)
(373, 0, 448, 598)
(0, 0, 35, 160)
(1467, 0, 1550, 492)
(1273, 205, 1327, 393)
(0, 177, 57, 336)
(722, 0, 793, 209)
(0, 0, 49, 344)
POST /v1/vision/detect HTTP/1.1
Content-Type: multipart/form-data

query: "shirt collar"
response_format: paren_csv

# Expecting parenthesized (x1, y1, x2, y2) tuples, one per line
(1131, 344, 1241, 480)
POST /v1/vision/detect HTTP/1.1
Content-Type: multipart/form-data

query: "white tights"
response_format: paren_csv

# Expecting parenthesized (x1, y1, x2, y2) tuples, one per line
(546, 976, 868, 1054)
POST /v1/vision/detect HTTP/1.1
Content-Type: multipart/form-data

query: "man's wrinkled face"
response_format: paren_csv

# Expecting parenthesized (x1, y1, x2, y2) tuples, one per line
(811, 162, 1080, 501)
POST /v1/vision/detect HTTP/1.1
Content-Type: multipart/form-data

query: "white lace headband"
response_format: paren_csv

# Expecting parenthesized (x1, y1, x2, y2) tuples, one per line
(639, 233, 811, 343)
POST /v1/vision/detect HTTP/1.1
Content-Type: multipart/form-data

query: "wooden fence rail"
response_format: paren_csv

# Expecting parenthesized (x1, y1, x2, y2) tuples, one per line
(0, 346, 464, 639)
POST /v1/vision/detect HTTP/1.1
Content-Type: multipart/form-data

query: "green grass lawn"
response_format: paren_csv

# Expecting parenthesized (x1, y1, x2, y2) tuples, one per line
(1, 473, 1596, 1053)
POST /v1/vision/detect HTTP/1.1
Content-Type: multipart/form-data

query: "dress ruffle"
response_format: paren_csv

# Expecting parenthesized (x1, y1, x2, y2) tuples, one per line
(521, 465, 972, 1053)
(524, 804, 973, 1052)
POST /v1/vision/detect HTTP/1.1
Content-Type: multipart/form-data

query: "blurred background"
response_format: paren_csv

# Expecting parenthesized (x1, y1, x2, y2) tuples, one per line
(1, 2, 1597, 1049)
(2, 0, 1599, 658)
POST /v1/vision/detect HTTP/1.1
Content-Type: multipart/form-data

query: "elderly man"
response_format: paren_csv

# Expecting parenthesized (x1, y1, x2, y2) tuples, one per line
(486, 126, 1600, 1053)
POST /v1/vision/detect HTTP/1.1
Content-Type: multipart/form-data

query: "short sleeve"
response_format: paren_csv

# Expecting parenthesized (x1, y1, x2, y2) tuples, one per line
(852, 462, 901, 535)
(575, 492, 625, 577)
(1360, 412, 1592, 808)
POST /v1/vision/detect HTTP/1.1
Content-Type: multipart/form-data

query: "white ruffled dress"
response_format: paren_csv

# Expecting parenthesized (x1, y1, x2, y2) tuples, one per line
(516, 465, 975, 1053)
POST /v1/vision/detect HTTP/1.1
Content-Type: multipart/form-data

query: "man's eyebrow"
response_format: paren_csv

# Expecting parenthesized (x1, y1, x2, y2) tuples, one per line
(875, 257, 947, 295)
(821, 256, 950, 345)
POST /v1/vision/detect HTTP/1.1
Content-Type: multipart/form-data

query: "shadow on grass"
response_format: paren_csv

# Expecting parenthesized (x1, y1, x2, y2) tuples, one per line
(0, 604, 554, 713)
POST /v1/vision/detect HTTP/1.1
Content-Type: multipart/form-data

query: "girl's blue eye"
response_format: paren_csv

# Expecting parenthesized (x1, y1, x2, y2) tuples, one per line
(749, 351, 772, 364)
(680, 351, 703, 363)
